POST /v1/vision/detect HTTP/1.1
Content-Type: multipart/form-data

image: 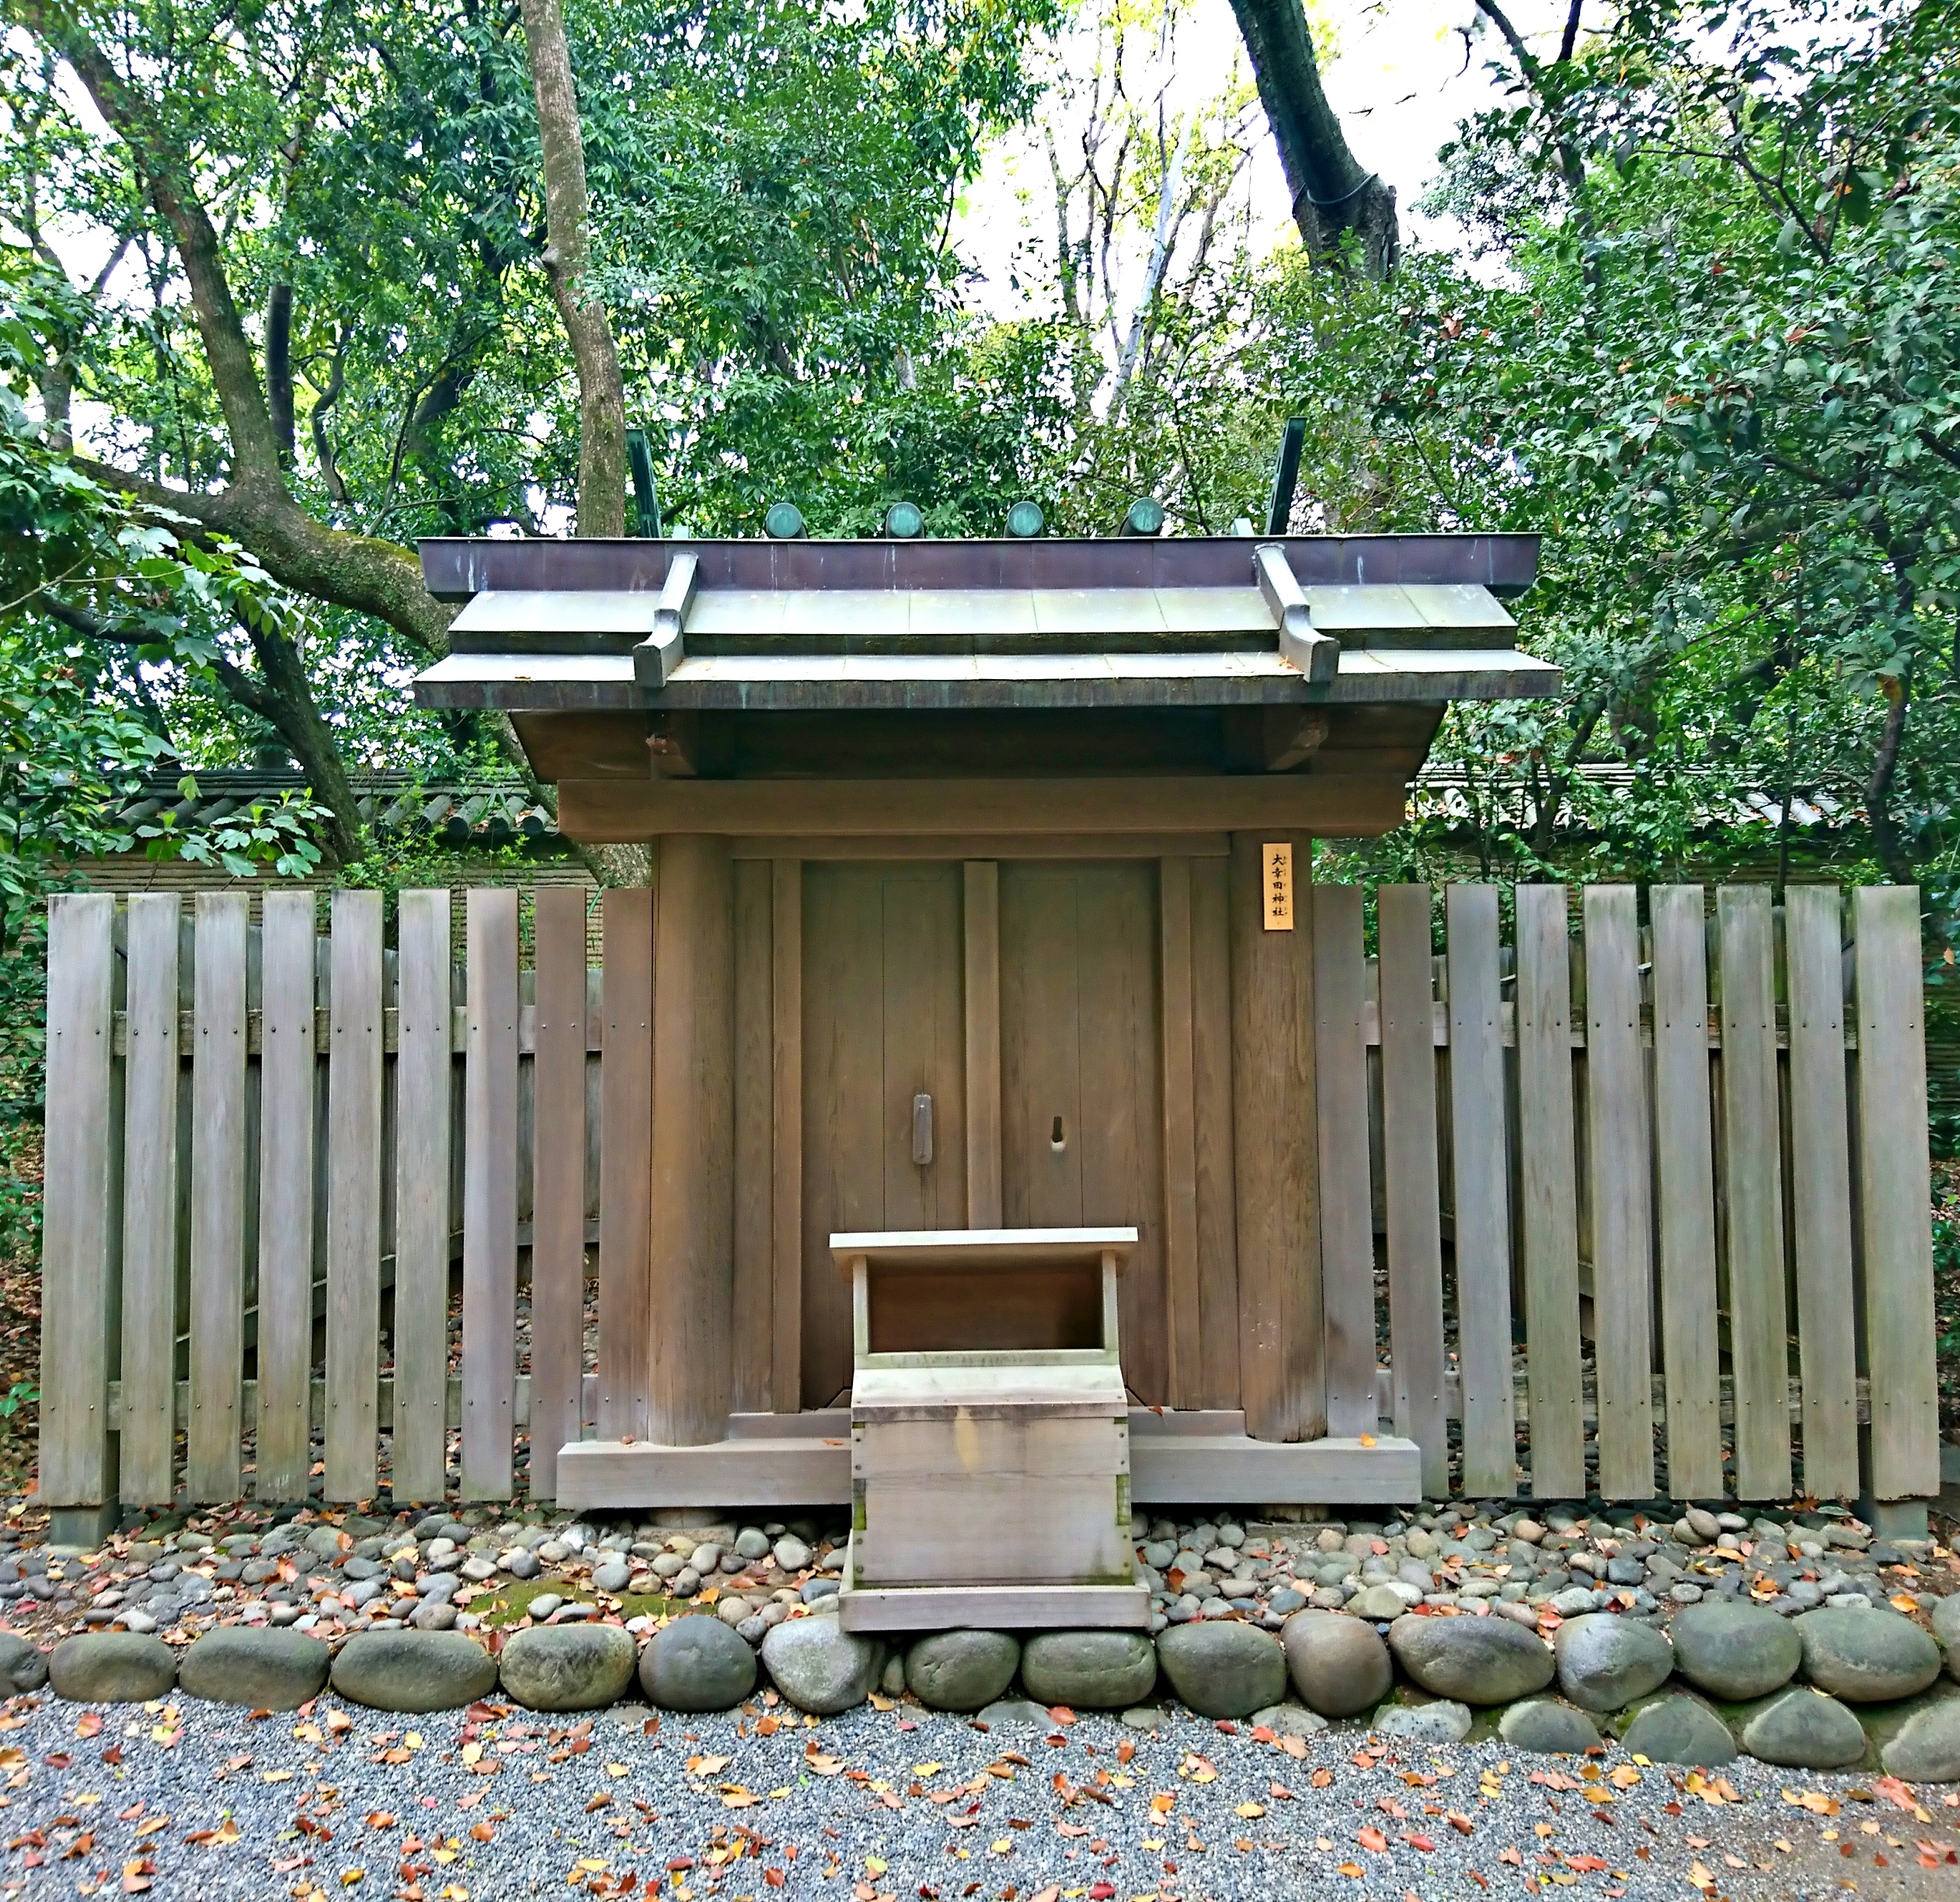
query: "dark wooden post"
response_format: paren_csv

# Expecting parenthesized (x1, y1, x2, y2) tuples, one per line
(1227, 830, 1325, 1442)
(648, 834, 736, 1444)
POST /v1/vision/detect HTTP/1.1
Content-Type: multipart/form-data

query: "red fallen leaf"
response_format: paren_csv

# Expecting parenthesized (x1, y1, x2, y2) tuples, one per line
(1249, 1726, 1276, 1744)
(1358, 1827, 1388, 1852)
(1469, 1875, 1488, 1891)
(1269, 1783, 1296, 1802)
(1047, 1708, 1076, 1726)
(44, 1753, 72, 1769)
(1872, 1778, 1920, 1813)
(75, 1714, 103, 1739)
(469, 1823, 494, 1842)
(764, 1871, 785, 1889)
(1566, 1855, 1609, 1873)
(1088, 1888, 1116, 1900)
(101, 1745, 124, 1765)
(1408, 1834, 1436, 1852)
(1447, 1812, 1474, 1834)
(1499, 1847, 1523, 1866)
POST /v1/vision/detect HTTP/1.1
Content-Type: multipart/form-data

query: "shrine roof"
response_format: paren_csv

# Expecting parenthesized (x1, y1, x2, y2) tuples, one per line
(413, 532, 1557, 712)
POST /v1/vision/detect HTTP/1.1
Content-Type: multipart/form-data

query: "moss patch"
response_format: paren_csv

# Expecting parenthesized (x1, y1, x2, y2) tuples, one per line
(465, 1575, 688, 1630)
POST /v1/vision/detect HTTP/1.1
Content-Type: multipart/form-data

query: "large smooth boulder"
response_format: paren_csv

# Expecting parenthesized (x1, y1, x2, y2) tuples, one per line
(1619, 1693, 1736, 1766)
(639, 1615, 757, 1712)
(1281, 1611, 1391, 1719)
(1881, 1698, 1960, 1782)
(1020, 1631, 1158, 1710)
(904, 1631, 1019, 1713)
(1500, 1698, 1603, 1755)
(1388, 1613, 1554, 1705)
(1796, 1608, 1942, 1702)
(178, 1629, 329, 1709)
(1155, 1622, 1286, 1719)
(500, 1625, 637, 1712)
(1668, 1601, 1802, 1702)
(1553, 1615, 1673, 1712)
(1930, 1594, 1960, 1681)
(1736, 1688, 1867, 1770)
(761, 1615, 883, 1716)
(0, 1636, 47, 1695)
(330, 1632, 497, 1712)
(48, 1634, 176, 1704)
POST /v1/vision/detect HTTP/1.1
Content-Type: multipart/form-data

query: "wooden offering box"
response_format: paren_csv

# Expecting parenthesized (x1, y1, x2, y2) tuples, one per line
(832, 1228, 1149, 1632)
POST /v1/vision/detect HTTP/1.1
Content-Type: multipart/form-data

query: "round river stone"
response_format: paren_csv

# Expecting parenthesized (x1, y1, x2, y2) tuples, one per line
(640, 1615, 757, 1712)
(1796, 1608, 1942, 1702)
(49, 1633, 176, 1704)
(903, 1631, 1019, 1713)
(177, 1629, 329, 1709)
(1155, 1622, 1286, 1719)
(1499, 1698, 1603, 1754)
(1387, 1612, 1554, 1705)
(1737, 1687, 1867, 1770)
(1881, 1698, 1960, 1782)
(500, 1625, 638, 1712)
(1281, 1610, 1391, 1718)
(1553, 1614, 1673, 1712)
(761, 1615, 883, 1716)
(1617, 1692, 1737, 1767)
(1668, 1601, 1802, 1702)
(0, 1635, 47, 1695)
(329, 1632, 497, 1712)
(1020, 1631, 1158, 1710)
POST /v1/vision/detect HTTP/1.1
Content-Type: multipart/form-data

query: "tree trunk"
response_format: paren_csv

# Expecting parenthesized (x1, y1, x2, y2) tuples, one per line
(519, 0, 628, 538)
(1227, 0, 1398, 277)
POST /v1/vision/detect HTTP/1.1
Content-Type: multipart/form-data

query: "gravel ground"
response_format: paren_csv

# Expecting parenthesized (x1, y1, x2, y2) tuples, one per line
(1, 1688, 1955, 1902)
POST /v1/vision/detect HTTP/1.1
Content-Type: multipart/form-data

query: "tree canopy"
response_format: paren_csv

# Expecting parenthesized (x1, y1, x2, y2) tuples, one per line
(0, 0, 1954, 953)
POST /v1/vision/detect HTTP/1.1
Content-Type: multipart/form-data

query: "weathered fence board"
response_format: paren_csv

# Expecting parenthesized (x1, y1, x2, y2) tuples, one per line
(1784, 885, 1861, 1500)
(255, 892, 316, 1500)
(391, 890, 452, 1504)
(461, 890, 519, 1499)
(1447, 883, 1514, 1499)
(325, 890, 384, 1501)
(186, 893, 249, 1500)
(1649, 887, 1723, 1501)
(1516, 885, 1585, 1499)
(117, 894, 179, 1506)
(1314, 886, 1376, 1439)
(1377, 886, 1447, 1496)
(36, 877, 1941, 1518)
(1854, 886, 1940, 1499)
(1719, 885, 1792, 1502)
(1583, 886, 1655, 1502)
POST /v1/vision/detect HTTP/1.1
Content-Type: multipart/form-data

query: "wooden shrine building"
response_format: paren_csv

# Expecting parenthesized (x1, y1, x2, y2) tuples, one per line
(413, 529, 1555, 1510)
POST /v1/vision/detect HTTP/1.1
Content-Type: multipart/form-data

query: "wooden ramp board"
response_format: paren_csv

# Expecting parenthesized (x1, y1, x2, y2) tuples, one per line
(552, 1417, 1422, 1508)
(837, 1532, 1151, 1633)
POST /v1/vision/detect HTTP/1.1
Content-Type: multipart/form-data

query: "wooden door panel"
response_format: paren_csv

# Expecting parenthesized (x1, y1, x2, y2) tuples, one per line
(801, 865, 964, 1408)
(1000, 863, 1168, 1402)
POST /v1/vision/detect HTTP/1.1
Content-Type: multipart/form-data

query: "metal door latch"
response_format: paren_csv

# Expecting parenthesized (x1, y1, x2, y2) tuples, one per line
(911, 1092, 933, 1166)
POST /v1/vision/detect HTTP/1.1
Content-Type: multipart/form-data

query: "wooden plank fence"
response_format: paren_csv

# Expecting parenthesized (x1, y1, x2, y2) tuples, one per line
(36, 880, 1941, 1516)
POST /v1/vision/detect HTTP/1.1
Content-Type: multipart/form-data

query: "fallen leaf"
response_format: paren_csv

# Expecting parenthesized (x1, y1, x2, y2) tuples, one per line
(1358, 1827, 1387, 1852)
(1234, 1803, 1265, 1820)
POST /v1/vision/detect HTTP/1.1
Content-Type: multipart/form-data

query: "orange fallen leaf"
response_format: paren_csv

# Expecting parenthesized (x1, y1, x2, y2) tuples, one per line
(1358, 1826, 1388, 1852)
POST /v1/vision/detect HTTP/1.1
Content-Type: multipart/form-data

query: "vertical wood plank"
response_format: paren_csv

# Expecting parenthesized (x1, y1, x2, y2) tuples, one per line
(461, 889, 519, 1497)
(1650, 887, 1723, 1501)
(1158, 857, 1202, 1409)
(391, 890, 452, 1504)
(598, 886, 655, 1440)
(771, 861, 803, 1413)
(1583, 885, 1655, 1500)
(648, 835, 734, 1446)
(731, 864, 774, 1415)
(186, 892, 249, 1500)
(118, 894, 179, 1504)
(1377, 885, 1447, 1496)
(1314, 885, 1374, 1437)
(1854, 884, 1939, 1499)
(963, 862, 1002, 1228)
(1227, 832, 1322, 1444)
(325, 889, 384, 1502)
(1516, 884, 1585, 1500)
(1190, 858, 1241, 1411)
(1446, 883, 1514, 1497)
(879, 868, 967, 1235)
(39, 894, 117, 1509)
(1718, 883, 1791, 1501)
(531, 889, 591, 1480)
(256, 891, 316, 1500)
(1784, 885, 1861, 1500)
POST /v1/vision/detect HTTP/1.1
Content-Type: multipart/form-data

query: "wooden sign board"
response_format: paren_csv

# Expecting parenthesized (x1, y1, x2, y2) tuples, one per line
(1263, 841, 1294, 931)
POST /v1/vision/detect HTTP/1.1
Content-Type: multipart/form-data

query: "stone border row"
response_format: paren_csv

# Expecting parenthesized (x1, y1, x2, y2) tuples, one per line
(11, 1595, 1960, 1783)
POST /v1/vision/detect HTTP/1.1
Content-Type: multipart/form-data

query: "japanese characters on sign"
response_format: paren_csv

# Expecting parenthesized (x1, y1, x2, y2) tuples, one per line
(1263, 841, 1293, 932)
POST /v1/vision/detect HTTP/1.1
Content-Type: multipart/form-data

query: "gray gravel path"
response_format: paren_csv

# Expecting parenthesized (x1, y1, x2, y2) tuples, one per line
(1, 1690, 1954, 1902)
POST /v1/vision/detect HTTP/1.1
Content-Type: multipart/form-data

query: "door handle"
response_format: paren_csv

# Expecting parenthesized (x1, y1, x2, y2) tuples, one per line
(911, 1092, 933, 1167)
